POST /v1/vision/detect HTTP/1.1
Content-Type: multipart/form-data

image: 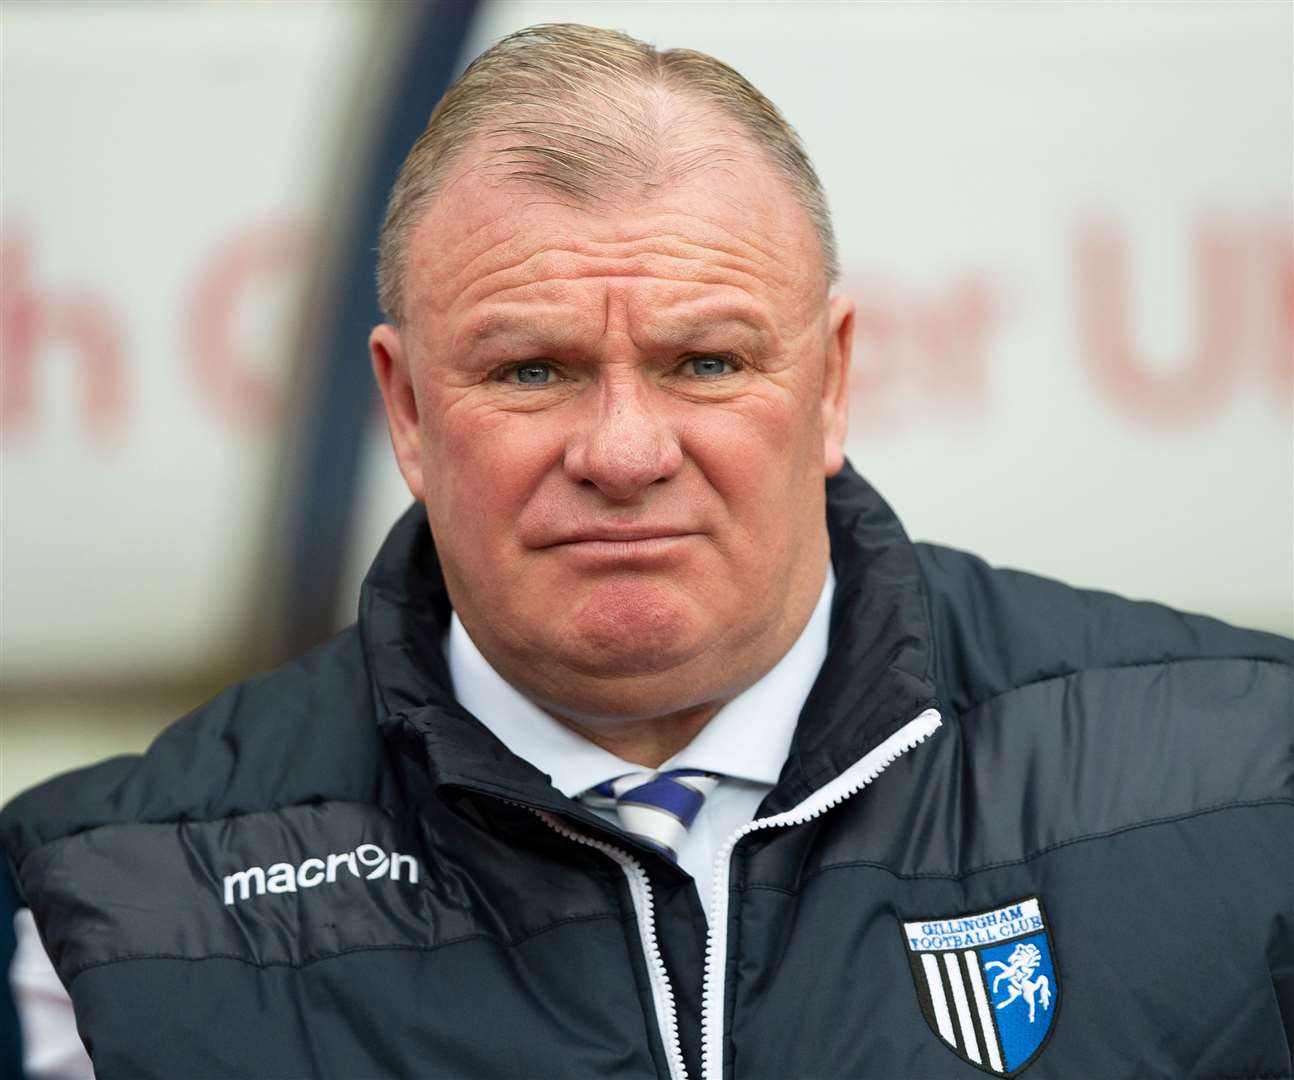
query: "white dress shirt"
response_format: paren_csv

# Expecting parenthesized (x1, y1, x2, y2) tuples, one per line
(447, 567, 835, 909)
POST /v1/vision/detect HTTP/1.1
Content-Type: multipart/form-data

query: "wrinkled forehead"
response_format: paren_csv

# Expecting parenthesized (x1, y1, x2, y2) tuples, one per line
(401, 126, 829, 339)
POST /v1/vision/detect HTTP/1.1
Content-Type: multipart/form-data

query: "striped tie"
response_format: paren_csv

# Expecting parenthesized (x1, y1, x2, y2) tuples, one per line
(584, 768, 719, 862)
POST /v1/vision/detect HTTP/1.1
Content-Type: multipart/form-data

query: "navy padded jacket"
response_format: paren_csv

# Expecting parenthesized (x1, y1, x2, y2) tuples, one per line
(3, 465, 1291, 1079)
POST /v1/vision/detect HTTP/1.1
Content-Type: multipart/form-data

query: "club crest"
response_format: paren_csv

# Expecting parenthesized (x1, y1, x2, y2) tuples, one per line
(901, 896, 1059, 1076)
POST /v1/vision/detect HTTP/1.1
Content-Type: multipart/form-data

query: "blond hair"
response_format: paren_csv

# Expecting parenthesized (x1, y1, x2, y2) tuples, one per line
(376, 23, 839, 324)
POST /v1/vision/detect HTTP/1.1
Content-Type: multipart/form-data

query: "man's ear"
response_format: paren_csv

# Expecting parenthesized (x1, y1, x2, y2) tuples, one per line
(370, 323, 426, 503)
(821, 293, 854, 477)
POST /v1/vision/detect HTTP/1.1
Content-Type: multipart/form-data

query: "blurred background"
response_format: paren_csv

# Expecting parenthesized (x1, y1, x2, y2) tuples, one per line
(3, 0, 1291, 802)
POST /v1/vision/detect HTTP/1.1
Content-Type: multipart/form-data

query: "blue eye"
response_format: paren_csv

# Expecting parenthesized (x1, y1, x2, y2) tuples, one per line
(686, 356, 732, 378)
(513, 363, 552, 385)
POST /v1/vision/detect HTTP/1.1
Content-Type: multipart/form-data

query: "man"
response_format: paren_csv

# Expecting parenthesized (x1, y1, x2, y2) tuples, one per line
(4, 23, 1292, 1080)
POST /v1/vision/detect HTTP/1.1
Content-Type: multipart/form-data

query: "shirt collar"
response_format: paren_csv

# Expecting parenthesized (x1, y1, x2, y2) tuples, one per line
(446, 567, 835, 798)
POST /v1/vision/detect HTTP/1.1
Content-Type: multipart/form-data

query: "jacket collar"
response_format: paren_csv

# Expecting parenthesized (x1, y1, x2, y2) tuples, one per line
(770, 463, 939, 813)
(359, 462, 939, 819)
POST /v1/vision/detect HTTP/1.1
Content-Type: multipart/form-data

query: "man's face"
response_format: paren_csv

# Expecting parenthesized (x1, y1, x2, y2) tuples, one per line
(372, 131, 853, 726)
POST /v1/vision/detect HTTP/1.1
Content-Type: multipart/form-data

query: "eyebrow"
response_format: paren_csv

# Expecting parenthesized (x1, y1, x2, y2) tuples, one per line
(636, 312, 773, 351)
(458, 310, 773, 358)
(462, 316, 581, 350)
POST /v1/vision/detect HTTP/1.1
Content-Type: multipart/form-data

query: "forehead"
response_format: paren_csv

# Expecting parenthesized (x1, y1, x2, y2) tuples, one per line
(401, 131, 826, 337)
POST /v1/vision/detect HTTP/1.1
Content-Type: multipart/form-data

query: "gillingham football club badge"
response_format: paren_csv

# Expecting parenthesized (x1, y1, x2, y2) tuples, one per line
(901, 896, 1060, 1076)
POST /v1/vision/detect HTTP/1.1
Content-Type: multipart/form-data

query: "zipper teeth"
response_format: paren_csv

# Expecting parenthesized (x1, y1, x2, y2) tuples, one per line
(515, 707, 942, 1080)
(698, 708, 943, 1079)
(530, 809, 690, 1080)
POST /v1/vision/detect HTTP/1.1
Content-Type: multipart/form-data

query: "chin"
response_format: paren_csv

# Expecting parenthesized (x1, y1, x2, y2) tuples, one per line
(553, 578, 708, 678)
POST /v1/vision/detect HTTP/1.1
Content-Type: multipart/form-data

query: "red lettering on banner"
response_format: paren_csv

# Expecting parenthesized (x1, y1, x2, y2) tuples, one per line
(1, 232, 126, 443)
(1075, 217, 1290, 426)
(846, 273, 1004, 435)
(1268, 221, 1293, 414)
(186, 221, 308, 431)
(1075, 219, 1241, 426)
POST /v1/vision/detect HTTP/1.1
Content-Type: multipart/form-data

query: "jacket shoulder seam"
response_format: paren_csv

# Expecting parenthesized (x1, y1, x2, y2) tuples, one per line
(739, 797, 1294, 889)
(8, 797, 405, 878)
(959, 655, 1293, 720)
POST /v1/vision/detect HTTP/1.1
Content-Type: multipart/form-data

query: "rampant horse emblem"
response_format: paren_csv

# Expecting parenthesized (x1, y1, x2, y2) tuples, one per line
(985, 942, 1052, 1023)
(901, 896, 1060, 1076)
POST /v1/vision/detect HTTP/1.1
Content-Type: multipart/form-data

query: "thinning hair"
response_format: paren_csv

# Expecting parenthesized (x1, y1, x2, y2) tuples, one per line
(376, 23, 839, 324)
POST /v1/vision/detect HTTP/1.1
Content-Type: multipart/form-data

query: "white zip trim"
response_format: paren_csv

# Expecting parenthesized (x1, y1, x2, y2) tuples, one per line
(528, 706, 942, 1080)
(699, 707, 943, 1079)
(532, 810, 690, 1080)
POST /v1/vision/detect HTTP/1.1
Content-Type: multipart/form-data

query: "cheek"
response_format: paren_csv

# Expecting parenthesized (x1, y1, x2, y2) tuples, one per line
(424, 403, 563, 550)
(683, 388, 819, 495)
(681, 392, 826, 572)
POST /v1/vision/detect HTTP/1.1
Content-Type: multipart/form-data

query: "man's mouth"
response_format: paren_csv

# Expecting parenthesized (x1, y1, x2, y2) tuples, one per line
(547, 526, 695, 546)
(539, 527, 701, 562)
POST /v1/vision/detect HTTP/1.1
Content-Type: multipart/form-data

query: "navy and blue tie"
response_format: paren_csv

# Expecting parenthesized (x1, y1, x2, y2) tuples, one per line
(584, 769, 720, 861)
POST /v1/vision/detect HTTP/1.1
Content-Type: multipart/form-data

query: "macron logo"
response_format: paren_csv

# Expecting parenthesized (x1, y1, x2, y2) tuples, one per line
(223, 843, 420, 906)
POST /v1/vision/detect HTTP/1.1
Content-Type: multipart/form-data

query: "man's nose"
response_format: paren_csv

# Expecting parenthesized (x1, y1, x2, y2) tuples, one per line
(562, 377, 683, 500)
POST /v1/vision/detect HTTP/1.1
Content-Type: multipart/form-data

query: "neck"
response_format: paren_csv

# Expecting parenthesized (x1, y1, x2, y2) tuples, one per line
(552, 702, 722, 768)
